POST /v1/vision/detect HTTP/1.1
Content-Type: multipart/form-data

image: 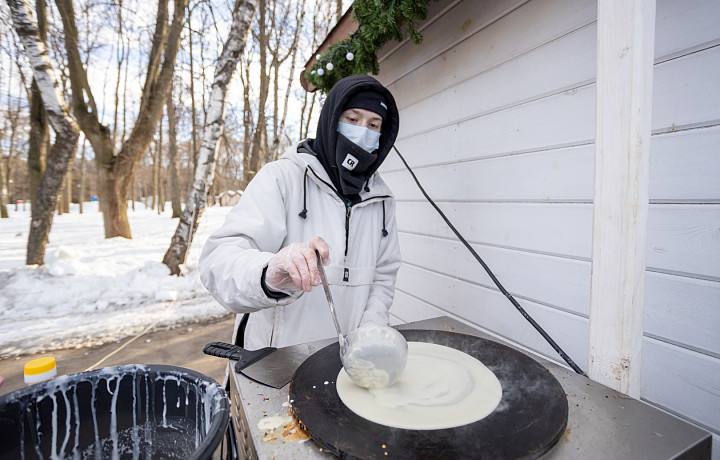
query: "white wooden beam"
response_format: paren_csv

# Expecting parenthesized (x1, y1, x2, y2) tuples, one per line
(589, 0, 656, 398)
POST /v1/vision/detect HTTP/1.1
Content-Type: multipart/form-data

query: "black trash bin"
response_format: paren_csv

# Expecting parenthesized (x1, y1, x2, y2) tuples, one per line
(0, 364, 229, 460)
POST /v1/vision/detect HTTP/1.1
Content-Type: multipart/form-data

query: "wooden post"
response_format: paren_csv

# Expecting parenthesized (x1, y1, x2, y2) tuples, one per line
(588, 0, 656, 398)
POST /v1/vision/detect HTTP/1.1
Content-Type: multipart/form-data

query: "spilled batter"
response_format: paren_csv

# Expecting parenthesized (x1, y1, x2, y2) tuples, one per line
(336, 342, 502, 430)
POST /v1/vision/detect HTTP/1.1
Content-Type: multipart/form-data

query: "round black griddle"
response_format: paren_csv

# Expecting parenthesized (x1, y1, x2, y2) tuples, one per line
(289, 329, 568, 459)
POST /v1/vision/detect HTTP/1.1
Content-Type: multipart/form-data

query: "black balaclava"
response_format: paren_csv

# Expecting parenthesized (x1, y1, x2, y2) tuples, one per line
(301, 75, 400, 202)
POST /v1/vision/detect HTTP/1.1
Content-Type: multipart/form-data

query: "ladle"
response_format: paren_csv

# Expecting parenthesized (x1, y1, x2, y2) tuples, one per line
(315, 252, 408, 389)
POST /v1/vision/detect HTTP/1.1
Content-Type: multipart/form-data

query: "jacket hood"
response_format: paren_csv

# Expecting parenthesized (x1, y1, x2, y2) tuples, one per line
(299, 75, 400, 200)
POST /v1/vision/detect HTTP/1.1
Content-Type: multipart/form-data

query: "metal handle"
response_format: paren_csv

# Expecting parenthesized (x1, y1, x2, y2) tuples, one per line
(316, 251, 346, 354)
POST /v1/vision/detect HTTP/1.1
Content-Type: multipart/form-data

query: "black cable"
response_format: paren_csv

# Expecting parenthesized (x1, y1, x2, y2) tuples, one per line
(393, 145, 587, 377)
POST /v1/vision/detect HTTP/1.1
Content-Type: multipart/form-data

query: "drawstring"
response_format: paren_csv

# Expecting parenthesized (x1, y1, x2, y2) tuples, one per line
(300, 167, 387, 237)
(298, 169, 309, 219)
(381, 201, 388, 237)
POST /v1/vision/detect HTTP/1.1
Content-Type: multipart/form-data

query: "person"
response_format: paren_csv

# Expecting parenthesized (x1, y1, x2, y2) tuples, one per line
(199, 75, 401, 350)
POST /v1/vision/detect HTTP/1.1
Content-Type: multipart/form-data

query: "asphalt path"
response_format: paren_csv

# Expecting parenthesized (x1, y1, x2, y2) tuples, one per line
(0, 314, 236, 396)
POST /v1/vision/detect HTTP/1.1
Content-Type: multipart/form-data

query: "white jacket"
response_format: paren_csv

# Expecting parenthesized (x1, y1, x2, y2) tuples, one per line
(199, 151, 401, 350)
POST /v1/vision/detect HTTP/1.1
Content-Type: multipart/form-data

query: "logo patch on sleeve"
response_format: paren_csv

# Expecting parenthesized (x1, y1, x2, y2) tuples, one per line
(342, 153, 358, 170)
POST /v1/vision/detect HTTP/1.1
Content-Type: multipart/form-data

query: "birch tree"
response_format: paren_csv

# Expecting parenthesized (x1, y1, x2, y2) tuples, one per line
(55, 0, 187, 239)
(7, 0, 80, 264)
(27, 0, 48, 208)
(163, 0, 257, 275)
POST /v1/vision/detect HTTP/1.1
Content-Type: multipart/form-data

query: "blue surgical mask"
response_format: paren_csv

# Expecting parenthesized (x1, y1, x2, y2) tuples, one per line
(337, 122, 381, 153)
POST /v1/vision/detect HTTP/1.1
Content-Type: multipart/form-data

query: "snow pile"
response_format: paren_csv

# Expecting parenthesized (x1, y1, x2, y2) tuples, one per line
(0, 202, 233, 359)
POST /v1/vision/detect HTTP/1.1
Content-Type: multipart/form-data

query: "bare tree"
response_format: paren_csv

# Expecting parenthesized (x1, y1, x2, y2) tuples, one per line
(111, 0, 127, 148)
(245, 0, 269, 186)
(270, 0, 304, 161)
(78, 137, 85, 213)
(2, 83, 23, 214)
(7, 0, 80, 264)
(159, 118, 166, 213)
(187, 11, 198, 172)
(239, 49, 253, 188)
(55, 0, 187, 239)
(163, 0, 257, 275)
(299, 0, 332, 139)
(0, 159, 7, 218)
(166, 82, 182, 217)
(0, 128, 7, 216)
(57, 160, 72, 214)
(26, 0, 48, 209)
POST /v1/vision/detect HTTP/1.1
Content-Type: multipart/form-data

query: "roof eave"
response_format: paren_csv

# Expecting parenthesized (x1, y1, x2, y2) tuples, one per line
(300, 6, 358, 92)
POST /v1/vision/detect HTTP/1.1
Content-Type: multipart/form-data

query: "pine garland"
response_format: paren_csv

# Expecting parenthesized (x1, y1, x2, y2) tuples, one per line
(306, 0, 437, 93)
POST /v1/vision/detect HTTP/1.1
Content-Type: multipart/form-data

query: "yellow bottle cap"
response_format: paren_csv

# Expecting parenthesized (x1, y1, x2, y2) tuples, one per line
(24, 357, 57, 376)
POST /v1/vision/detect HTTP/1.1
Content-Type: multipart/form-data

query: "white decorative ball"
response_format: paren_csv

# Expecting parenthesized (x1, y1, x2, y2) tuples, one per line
(317, 68, 324, 76)
(326, 63, 334, 71)
(346, 52, 354, 61)
(316, 54, 321, 60)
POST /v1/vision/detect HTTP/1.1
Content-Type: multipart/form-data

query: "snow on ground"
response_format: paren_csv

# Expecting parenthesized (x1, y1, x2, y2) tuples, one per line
(0, 201, 233, 359)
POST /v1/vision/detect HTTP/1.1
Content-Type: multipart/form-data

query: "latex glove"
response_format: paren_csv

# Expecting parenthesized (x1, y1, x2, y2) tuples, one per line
(265, 237, 330, 295)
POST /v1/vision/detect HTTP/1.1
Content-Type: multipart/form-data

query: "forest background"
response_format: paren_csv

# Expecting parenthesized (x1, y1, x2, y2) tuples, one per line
(0, 0, 343, 230)
(0, 0, 351, 362)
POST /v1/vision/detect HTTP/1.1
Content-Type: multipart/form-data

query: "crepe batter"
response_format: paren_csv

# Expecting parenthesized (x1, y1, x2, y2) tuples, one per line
(336, 342, 502, 430)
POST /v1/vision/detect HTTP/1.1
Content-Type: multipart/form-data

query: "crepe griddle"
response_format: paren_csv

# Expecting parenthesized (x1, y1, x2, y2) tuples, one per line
(289, 329, 568, 459)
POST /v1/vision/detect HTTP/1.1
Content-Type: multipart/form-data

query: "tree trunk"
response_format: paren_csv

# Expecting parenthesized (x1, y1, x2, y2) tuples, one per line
(8, 0, 80, 265)
(240, 57, 252, 188)
(151, 140, 157, 210)
(270, 0, 304, 161)
(64, 170, 71, 212)
(156, 117, 163, 214)
(163, 0, 257, 275)
(0, 156, 8, 218)
(59, 162, 72, 214)
(112, 0, 124, 147)
(56, 0, 187, 239)
(245, 0, 269, 185)
(187, 6, 198, 173)
(27, 0, 48, 208)
(166, 87, 182, 218)
(28, 78, 49, 206)
(303, 92, 316, 139)
(78, 138, 85, 213)
(57, 180, 65, 215)
(2, 94, 20, 212)
(151, 118, 163, 212)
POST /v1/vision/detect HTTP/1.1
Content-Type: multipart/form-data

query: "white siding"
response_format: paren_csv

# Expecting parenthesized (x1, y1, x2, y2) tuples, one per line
(376, 0, 720, 450)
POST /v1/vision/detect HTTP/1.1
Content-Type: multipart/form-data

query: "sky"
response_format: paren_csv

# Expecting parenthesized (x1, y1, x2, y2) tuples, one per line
(0, 201, 233, 360)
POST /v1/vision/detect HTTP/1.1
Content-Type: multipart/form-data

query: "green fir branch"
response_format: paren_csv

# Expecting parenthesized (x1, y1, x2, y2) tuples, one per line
(306, 0, 437, 93)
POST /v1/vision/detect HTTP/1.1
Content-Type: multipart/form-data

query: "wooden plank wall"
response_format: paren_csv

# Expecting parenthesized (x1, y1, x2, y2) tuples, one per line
(375, 0, 720, 449)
